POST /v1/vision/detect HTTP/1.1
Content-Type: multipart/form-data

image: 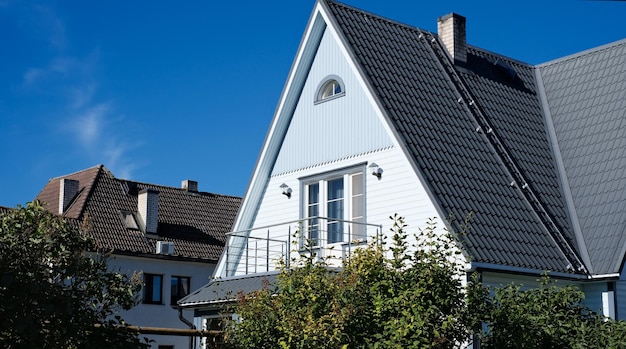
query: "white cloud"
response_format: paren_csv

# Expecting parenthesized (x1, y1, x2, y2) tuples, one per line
(23, 68, 45, 85)
(22, 56, 86, 86)
(69, 83, 96, 110)
(19, 4, 143, 181)
(33, 4, 67, 50)
(66, 101, 142, 180)
(49, 57, 73, 75)
(104, 140, 140, 180)
(74, 102, 109, 145)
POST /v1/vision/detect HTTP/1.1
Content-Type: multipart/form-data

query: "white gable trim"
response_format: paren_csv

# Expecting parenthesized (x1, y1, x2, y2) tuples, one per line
(214, 4, 328, 277)
(215, 0, 452, 276)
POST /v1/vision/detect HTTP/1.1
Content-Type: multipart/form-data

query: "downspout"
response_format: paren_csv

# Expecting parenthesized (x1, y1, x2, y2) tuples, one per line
(178, 307, 196, 349)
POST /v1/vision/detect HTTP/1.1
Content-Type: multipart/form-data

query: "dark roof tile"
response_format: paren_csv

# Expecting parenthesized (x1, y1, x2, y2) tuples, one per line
(327, 0, 578, 273)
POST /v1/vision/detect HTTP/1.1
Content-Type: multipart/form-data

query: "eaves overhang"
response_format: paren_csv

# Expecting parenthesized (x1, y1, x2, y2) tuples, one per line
(470, 261, 590, 281)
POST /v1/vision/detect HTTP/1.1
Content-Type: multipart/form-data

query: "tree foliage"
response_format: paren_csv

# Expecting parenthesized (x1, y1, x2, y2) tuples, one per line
(0, 201, 149, 349)
(467, 274, 626, 349)
(224, 214, 470, 349)
(223, 213, 626, 348)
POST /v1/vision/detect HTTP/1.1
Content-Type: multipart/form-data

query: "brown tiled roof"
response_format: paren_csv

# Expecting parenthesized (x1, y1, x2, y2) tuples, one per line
(35, 165, 241, 261)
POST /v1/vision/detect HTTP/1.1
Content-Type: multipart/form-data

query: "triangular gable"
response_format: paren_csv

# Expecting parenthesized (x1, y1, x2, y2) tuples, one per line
(216, 1, 421, 277)
(216, 0, 594, 278)
(35, 165, 103, 219)
(272, 17, 394, 176)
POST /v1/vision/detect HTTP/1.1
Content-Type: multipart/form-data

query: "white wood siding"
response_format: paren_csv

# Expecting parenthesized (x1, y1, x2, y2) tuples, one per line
(272, 27, 394, 175)
(236, 146, 445, 274)
(224, 20, 452, 275)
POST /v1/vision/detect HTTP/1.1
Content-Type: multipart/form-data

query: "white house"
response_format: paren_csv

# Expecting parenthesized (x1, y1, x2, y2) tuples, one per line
(35, 165, 241, 349)
(180, 0, 626, 342)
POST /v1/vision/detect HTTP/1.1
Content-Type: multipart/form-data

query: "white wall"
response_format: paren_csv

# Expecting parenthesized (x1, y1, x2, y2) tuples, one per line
(226, 20, 457, 275)
(272, 26, 394, 175)
(107, 255, 215, 349)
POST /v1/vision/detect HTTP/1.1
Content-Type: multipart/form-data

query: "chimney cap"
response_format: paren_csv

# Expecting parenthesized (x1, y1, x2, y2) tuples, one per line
(437, 12, 466, 23)
(437, 12, 467, 64)
(139, 187, 159, 195)
(182, 179, 198, 192)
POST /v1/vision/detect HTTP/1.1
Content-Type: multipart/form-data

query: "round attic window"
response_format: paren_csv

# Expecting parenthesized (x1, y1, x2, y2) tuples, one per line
(315, 76, 345, 103)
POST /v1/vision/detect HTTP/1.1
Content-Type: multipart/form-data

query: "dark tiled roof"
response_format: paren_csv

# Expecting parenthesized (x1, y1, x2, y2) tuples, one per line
(538, 41, 626, 275)
(179, 271, 278, 307)
(324, 0, 625, 274)
(35, 165, 241, 261)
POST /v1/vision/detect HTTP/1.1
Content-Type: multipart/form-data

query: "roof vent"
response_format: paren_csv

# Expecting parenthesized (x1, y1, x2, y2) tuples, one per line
(437, 13, 467, 64)
(182, 180, 198, 192)
(138, 188, 159, 234)
(156, 241, 174, 255)
(58, 178, 79, 214)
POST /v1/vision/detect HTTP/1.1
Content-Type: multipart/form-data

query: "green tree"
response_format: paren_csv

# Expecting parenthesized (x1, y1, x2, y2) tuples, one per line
(0, 201, 149, 349)
(224, 214, 470, 349)
(467, 274, 626, 349)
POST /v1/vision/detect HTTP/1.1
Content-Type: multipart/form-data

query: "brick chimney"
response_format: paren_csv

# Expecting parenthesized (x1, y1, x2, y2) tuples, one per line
(437, 13, 467, 64)
(182, 180, 198, 192)
(138, 188, 159, 234)
(58, 178, 79, 214)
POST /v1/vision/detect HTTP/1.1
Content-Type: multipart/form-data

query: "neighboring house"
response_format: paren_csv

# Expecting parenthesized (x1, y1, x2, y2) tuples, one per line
(180, 0, 625, 342)
(35, 165, 241, 349)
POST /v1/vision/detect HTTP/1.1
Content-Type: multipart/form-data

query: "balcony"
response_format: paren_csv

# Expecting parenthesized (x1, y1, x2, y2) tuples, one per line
(223, 217, 383, 276)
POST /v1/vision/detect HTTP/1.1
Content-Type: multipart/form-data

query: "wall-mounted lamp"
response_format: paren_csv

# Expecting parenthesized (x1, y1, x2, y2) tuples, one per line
(369, 163, 383, 179)
(280, 183, 292, 198)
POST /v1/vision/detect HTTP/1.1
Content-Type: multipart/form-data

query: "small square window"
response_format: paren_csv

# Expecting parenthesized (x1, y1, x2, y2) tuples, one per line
(120, 210, 139, 230)
(143, 273, 163, 304)
(171, 276, 191, 305)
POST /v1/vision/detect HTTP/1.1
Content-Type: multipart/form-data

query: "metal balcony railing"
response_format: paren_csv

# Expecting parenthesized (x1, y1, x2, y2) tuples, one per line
(224, 217, 383, 276)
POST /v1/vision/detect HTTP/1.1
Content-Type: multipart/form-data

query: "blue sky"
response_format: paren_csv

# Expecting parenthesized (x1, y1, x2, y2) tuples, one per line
(1, 0, 624, 207)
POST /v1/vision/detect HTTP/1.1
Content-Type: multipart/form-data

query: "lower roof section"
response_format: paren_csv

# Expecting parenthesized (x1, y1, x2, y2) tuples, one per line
(178, 271, 279, 308)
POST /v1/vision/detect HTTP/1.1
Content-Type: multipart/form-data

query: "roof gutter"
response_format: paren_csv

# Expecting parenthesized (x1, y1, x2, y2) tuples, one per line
(470, 262, 590, 281)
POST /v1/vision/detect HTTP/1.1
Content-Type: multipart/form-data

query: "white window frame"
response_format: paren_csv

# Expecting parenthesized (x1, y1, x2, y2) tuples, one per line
(314, 75, 345, 104)
(300, 165, 366, 247)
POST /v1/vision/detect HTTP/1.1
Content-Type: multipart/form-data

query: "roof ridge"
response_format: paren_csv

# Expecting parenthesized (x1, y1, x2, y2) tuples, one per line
(467, 45, 534, 68)
(48, 164, 105, 181)
(64, 165, 107, 219)
(116, 178, 242, 199)
(325, 0, 436, 37)
(538, 37, 626, 68)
